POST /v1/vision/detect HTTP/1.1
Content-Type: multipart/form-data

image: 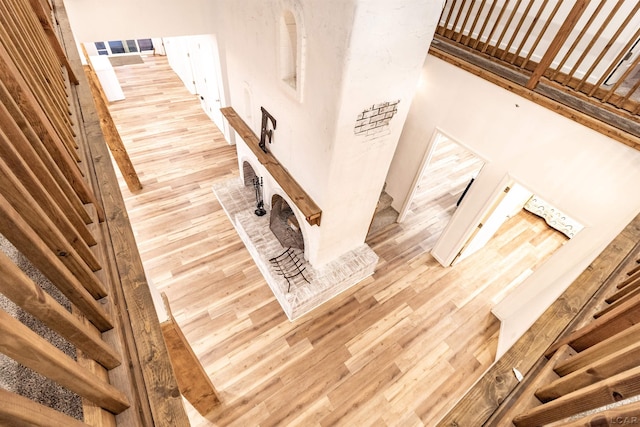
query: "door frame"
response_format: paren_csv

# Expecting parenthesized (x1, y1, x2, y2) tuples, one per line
(397, 127, 484, 223)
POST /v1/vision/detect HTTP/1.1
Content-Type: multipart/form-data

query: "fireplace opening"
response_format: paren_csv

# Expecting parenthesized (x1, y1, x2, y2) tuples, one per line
(243, 161, 257, 187)
(270, 194, 304, 251)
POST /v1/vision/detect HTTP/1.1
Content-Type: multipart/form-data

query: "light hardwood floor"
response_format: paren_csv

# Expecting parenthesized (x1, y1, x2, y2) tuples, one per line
(108, 55, 567, 426)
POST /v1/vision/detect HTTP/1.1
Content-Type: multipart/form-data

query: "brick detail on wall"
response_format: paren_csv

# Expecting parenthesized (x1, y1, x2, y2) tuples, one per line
(354, 100, 400, 137)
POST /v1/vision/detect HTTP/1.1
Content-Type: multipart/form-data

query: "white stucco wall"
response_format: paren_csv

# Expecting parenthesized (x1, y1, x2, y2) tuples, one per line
(386, 55, 640, 355)
(218, 0, 443, 266)
(64, 0, 216, 41)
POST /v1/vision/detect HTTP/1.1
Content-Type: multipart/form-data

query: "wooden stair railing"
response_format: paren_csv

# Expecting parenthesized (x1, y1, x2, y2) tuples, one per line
(0, 0, 189, 425)
(490, 251, 640, 426)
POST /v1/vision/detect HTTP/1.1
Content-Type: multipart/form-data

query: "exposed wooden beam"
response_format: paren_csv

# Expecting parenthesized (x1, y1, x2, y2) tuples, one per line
(160, 293, 220, 416)
(221, 106, 322, 226)
(27, 0, 79, 84)
(81, 53, 142, 192)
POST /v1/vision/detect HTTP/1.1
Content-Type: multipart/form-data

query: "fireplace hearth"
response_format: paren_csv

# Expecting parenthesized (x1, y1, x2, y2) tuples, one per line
(213, 177, 378, 320)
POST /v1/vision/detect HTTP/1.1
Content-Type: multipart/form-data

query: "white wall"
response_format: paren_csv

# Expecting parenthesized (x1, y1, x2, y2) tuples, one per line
(88, 55, 125, 102)
(162, 37, 197, 94)
(386, 55, 640, 353)
(64, 0, 216, 41)
(218, 0, 443, 266)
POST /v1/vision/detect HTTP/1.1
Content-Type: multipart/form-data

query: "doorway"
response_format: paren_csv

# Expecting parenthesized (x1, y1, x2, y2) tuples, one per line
(398, 130, 485, 249)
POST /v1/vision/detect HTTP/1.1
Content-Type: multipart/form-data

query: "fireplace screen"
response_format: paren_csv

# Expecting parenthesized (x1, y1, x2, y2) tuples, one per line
(270, 194, 304, 250)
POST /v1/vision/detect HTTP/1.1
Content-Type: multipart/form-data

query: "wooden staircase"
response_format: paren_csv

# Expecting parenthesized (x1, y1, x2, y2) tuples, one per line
(367, 187, 399, 238)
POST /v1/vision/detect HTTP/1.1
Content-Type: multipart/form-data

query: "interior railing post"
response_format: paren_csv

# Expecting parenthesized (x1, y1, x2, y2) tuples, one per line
(526, 0, 591, 90)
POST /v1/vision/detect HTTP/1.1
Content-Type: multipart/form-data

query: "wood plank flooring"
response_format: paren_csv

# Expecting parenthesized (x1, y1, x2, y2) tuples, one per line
(107, 55, 568, 426)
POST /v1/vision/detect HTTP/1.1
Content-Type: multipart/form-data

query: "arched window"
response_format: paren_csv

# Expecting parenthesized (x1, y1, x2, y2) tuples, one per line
(279, 10, 298, 89)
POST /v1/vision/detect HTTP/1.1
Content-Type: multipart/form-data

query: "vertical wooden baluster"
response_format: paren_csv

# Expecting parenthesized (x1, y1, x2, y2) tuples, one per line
(440, 0, 459, 36)
(28, 0, 79, 84)
(490, 0, 522, 58)
(481, 0, 511, 54)
(585, 26, 640, 96)
(499, 0, 534, 61)
(526, 0, 591, 90)
(472, 0, 498, 50)
(0, 309, 129, 414)
(0, 21, 79, 159)
(0, 192, 112, 329)
(449, 0, 468, 39)
(0, 78, 92, 224)
(602, 54, 640, 104)
(521, 0, 564, 70)
(0, 39, 106, 222)
(464, 0, 487, 47)
(550, 0, 608, 83)
(511, 0, 550, 66)
(575, 2, 640, 93)
(0, 250, 120, 369)
(0, 0, 71, 131)
(455, 0, 476, 43)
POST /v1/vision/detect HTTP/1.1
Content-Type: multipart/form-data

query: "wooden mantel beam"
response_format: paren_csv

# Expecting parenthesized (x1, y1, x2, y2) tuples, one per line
(221, 107, 322, 226)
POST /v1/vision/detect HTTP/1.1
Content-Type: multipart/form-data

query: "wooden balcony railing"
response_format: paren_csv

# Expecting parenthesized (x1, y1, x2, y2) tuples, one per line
(433, 0, 640, 149)
(0, 0, 188, 425)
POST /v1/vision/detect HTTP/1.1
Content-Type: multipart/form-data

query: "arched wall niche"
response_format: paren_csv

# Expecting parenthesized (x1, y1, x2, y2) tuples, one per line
(278, 0, 306, 100)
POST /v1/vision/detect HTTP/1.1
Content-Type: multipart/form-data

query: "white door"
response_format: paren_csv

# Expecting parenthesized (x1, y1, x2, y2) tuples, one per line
(452, 182, 533, 264)
(188, 36, 225, 133)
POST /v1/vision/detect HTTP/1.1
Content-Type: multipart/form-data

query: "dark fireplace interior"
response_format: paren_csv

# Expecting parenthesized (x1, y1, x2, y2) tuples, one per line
(270, 194, 304, 251)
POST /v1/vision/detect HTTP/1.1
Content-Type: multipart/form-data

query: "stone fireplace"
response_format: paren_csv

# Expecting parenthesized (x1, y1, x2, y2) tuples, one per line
(213, 118, 378, 320)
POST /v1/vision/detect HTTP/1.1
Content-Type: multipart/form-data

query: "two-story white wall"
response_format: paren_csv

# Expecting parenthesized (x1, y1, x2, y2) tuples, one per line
(385, 55, 640, 355)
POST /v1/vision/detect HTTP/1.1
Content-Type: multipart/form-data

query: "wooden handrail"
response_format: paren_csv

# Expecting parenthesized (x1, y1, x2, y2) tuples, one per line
(82, 46, 143, 193)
